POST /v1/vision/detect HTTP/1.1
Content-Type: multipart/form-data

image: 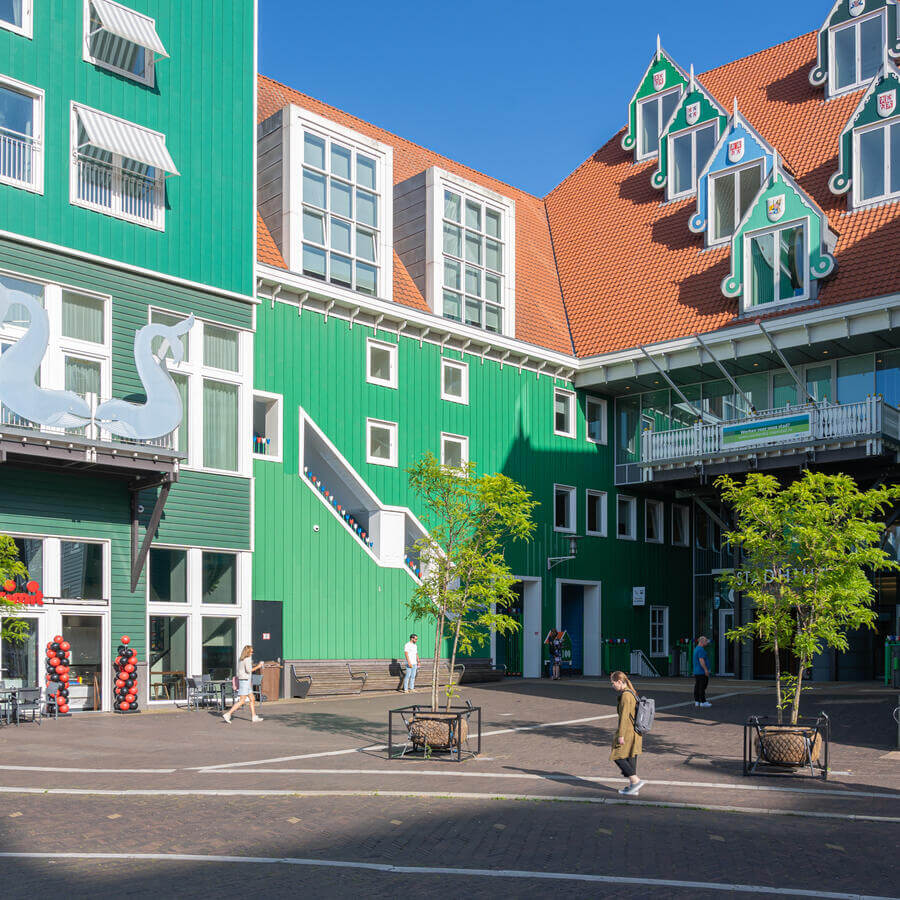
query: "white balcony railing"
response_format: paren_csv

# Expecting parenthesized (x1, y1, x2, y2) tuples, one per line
(75, 156, 161, 226)
(0, 128, 36, 186)
(641, 397, 897, 467)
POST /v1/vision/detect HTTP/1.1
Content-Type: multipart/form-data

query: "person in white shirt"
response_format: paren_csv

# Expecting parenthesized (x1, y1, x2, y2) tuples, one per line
(223, 645, 264, 724)
(401, 633, 419, 693)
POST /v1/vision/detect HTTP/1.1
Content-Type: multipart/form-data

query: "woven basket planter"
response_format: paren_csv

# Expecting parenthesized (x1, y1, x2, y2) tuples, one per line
(756, 726, 822, 766)
(409, 712, 469, 749)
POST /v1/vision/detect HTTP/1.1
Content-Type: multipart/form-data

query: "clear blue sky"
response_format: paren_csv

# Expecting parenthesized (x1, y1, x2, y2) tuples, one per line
(259, 0, 827, 197)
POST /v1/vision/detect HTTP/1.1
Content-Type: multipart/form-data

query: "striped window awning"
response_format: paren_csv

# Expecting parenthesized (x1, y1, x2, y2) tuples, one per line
(75, 106, 179, 175)
(90, 0, 168, 58)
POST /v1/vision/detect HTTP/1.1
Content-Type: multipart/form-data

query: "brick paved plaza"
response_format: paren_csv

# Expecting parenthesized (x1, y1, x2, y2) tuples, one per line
(0, 678, 897, 899)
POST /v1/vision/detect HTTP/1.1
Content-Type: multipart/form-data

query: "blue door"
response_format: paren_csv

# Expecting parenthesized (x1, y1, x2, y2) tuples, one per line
(561, 585, 584, 674)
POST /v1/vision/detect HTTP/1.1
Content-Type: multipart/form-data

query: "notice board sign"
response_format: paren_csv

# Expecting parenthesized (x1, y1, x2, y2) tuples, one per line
(632, 586, 646, 606)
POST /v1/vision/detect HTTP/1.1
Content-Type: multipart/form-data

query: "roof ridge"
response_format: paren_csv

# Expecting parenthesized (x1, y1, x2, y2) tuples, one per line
(258, 73, 543, 203)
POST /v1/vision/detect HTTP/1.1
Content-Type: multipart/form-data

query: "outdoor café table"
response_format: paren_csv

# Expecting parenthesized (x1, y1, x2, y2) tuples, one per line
(207, 680, 234, 710)
(0, 687, 15, 725)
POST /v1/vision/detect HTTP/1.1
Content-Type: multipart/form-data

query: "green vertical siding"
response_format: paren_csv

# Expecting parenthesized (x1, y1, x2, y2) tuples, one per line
(0, 0, 255, 296)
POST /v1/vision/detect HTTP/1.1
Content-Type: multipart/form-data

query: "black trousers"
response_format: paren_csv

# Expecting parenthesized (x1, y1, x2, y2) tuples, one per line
(615, 756, 638, 778)
(694, 674, 709, 703)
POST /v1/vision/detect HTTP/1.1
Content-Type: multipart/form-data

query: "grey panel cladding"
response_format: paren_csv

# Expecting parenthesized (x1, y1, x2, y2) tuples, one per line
(394, 172, 428, 300)
(258, 110, 285, 255)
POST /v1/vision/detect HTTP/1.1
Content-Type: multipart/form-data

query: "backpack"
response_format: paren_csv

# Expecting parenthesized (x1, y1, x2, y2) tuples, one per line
(628, 689, 655, 735)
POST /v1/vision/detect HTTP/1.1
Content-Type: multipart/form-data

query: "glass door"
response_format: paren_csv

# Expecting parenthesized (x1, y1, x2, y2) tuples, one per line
(1, 617, 39, 688)
(62, 614, 103, 710)
(149, 615, 187, 701)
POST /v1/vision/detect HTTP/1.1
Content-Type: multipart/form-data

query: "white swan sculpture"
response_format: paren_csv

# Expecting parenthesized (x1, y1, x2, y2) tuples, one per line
(95, 315, 194, 440)
(0, 284, 92, 428)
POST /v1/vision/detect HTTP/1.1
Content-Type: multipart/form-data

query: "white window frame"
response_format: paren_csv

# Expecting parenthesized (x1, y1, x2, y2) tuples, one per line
(650, 605, 669, 658)
(366, 417, 397, 467)
(672, 504, 690, 547)
(585, 489, 608, 537)
(667, 120, 719, 200)
(69, 102, 167, 230)
(645, 499, 664, 544)
(149, 307, 252, 477)
(440, 357, 469, 405)
(553, 387, 576, 438)
(82, 0, 156, 87)
(585, 394, 607, 444)
(708, 158, 765, 245)
(440, 432, 469, 471)
(252, 390, 283, 463)
(0, 74, 43, 194)
(284, 106, 393, 301)
(853, 118, 900, 208)
(366, 337, 397, 389)
(828, 9, 887, 98)
(0, 0, 32, 38)
(616, 494, 637, 541)
(553, 483, 576, 534)
(425, 166, 516, 338)
(741, 218, 810, 313)
(636, 86, 682, 161)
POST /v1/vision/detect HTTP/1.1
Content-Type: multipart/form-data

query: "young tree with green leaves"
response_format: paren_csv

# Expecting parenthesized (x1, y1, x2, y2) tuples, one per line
(407, 452, 537, 712)
(717, 471, 899, 724)
(0, 533, 30, 646)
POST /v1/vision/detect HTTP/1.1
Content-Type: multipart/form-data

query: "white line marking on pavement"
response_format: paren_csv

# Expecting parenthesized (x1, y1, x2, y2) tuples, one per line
(190, 689, 765, 772)
(0, 787, 896, 824)
(0, 765, 177, 774)
(0, 851, 891, 898)
(201, 768, 900, 801)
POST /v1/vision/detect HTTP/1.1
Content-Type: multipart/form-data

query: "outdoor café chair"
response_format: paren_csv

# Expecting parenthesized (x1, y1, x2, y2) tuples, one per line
(184, 676, 207, 710)
(0, 682, 13, 726)
(251, 672, 265, 704)
(14, 687, 42, 725)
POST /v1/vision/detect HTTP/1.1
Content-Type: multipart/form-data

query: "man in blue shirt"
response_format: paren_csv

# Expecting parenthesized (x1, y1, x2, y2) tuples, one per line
(693, 636, 711, 708)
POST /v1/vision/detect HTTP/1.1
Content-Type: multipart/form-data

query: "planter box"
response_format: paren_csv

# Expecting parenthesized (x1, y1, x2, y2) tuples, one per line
(743, 713, 829, 780)
(388, 704, 482, 762)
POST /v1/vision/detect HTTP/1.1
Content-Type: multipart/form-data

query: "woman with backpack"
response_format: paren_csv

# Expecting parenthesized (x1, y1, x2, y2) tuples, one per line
(609, 670, 645, 796)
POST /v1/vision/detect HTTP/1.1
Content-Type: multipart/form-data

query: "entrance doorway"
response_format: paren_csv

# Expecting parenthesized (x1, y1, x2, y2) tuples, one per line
(555, 579, 601, 676)
(495, 583, 523, 676)
(62, 614, 103, 711)
(518, 577, 542, 679)
(717, 608, 735, 676)
(561, 584, 584, 675)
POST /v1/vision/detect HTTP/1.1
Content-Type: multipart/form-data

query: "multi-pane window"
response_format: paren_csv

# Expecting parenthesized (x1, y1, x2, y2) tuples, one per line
(201, 551, 237, 605)
(0, 77, 41, 191)
(554, 484, 576, 532)
(204, 325, 239, 373)
(672, 505, 690, 547)
(650, 606, 669, 657)
(0, 0, 32, 37)
(645, 499, 664, 543)
(84, 0, 168, 87)
(441, 358, 468, 404)
(747, 223, 807, 307)
(856, 121, 900, 205)
(638, 87, 680, 159)
(617, 495, 637, 540)
(301, 129, 380, 296)
(60, 540, 104, 600)
(366, 338, 397, 388)
(586, 395, 607, 444)
(710, 162, 763, 243)
(670, 122, 718, 197)
(830, 11, 885, 95)
(586, 490, 607, 537)
(149, 548, 188, 603)
(554, 388, 575, 438)
(202, 380, 239, 471)
(366, 418, 397, 467)
(62, 291, 105, 344)
(441, 432, 469, 470)
(441, 189, 505, 332)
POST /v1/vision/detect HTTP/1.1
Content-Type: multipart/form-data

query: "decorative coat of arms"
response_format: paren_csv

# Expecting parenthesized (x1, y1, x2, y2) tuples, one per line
(686, 102, 701, 125)
(877, 89, 897, 118)
(653, 71, 666, 92)
(767, 194, 786, 222)
(728, 138, 745, 163)
(849, 0, 865, 17)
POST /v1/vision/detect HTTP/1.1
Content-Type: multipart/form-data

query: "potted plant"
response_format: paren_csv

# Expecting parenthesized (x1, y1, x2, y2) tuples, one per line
(390, 452, 536, 758)
(717, 471, 900, 777)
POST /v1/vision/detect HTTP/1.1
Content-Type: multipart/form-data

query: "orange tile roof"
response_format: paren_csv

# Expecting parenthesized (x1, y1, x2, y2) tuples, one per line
(257, 211, 286, 269)
(545, 31, 900, 356)
(257, 75, 573, 355)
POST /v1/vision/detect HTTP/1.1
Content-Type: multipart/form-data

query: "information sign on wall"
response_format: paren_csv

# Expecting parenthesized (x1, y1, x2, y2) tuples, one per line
(632, 586, 646, 606)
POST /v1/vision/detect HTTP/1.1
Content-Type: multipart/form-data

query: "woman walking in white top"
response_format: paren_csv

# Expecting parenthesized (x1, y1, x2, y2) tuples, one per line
(223, 645, 264, 723)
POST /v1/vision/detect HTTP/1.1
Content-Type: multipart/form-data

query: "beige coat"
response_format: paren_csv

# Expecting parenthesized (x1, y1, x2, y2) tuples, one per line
(610, 689, 643, 760)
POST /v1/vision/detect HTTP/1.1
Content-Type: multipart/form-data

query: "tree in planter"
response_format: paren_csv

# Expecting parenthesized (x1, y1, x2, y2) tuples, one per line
(407, 452, 537, 712)
(717, 471, 900, 725)
(0, 534, 30, 646)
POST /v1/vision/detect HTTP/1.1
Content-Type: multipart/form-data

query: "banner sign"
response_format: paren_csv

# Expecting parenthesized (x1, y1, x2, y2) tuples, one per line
(722, 412, 811, 449)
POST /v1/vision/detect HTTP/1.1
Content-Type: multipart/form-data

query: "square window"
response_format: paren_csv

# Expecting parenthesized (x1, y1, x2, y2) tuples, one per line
(357, 154, 376, 189)
(304, 132, 326, 169)
(366, 338, 397, 388)
(441, 358, 468, 404)
(60, 541, 103, 599)
(444, 190, 461, 221)
(0, 77, 42, 191)
(586, 490, 607, 537)
(252, 392, 282, 459)
(672, 505, 689, 547)
(0, 0, 32, 37)
(202, 551, 237, 605)
(554, 484, 576, 532)
(617, 495, 637, 540)
(586, 395, 607, 444)
(747, 223, 807, 308)
(645, 499, 664, 543)
(443, 259, 461, 290)
(62, 291, 105, 344)
(202, 616, 237, 679)
(330, 143, 351, 179)
(650, 606, 669, 657)
(149, 548, 188, 603)
(84, 0, 162, 87)
(830, 12, 886, 95)
(367, 418, 397, 466)
(441, 432, 469, 470)
(554, 388, 575, 438)
(203, 324, 239, 372)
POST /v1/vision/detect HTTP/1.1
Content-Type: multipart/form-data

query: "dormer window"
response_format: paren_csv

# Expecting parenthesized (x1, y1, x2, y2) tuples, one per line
(746, 222, 807, 307)
(638, 88, 680, 160)
(831, 10, 885, 94)
(709, 161, 763, 243)
(669, 122, 717, 198)
(856, 119, 900, 203)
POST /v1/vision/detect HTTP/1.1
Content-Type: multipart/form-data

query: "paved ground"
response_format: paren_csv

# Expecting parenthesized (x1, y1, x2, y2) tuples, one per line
(0, 677, 897, 898)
